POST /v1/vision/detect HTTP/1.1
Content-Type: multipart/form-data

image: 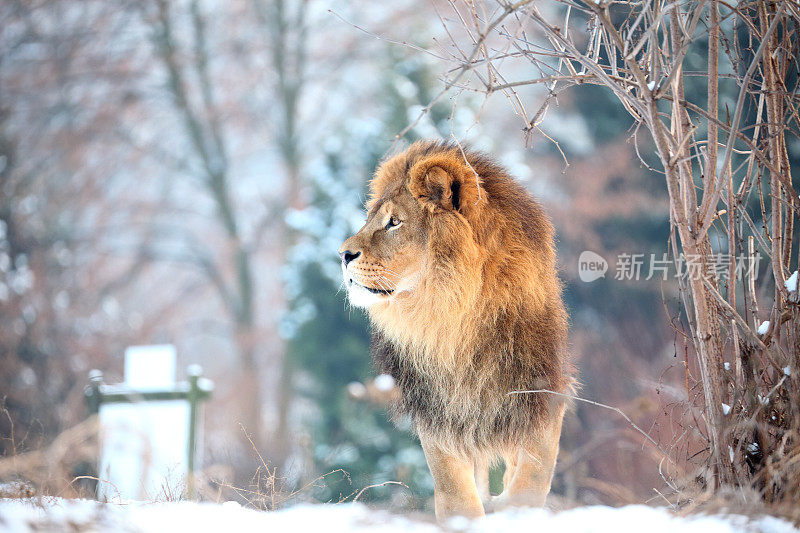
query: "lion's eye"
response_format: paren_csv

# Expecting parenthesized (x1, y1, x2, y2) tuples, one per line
(385, 216, 401, 230)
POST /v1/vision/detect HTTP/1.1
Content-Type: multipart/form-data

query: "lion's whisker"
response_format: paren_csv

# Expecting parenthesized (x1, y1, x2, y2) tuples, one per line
(377, 275, 397, 290)
(375, 277, 393, 292)
(366, 276, 386, 292)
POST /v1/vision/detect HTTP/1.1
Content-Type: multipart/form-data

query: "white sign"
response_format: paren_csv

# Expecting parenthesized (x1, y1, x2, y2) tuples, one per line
(97, 344, 189, 501)
(98, 401, 189, 501)
(124, 344, 177, 390)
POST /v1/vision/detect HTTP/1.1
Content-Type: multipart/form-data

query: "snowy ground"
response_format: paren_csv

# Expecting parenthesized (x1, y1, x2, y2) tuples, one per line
(0, 498, 797, 533)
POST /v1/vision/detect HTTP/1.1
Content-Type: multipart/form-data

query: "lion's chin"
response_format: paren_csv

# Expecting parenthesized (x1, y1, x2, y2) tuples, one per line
(344, 280, 392, 309)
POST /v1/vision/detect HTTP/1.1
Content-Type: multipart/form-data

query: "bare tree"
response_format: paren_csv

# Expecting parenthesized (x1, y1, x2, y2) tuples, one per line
(140, 0, 312, 471)
(253, 0, 309, 466)
(0, 0, 153, 458)
(141, 0, 268, 459)
(421, 0, 799, 506)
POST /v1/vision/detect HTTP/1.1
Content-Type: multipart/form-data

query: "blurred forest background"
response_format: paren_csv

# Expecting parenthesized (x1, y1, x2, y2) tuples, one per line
(1, 0, 796, 512)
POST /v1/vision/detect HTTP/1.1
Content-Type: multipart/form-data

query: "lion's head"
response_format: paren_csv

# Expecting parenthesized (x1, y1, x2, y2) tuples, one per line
(339, 144, 485, 307)
(340, 141, 564, 366)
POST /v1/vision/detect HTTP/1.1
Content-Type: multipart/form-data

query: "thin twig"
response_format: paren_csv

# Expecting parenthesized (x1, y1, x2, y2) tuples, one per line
(507, 389, 675, 464)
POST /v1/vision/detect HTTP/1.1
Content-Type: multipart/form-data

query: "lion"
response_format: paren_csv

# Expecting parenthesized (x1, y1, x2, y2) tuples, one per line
(339, 140, 573, 519)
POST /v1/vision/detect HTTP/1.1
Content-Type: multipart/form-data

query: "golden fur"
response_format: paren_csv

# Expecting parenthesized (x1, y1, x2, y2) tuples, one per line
(339, 140, 573, 518)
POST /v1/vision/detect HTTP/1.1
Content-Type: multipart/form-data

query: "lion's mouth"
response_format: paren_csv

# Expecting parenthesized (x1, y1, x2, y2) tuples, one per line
(349, 279, 394, 295)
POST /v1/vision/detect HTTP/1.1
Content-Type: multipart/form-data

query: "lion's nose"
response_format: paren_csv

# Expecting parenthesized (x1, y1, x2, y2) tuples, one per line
(339, 250, 361, 266)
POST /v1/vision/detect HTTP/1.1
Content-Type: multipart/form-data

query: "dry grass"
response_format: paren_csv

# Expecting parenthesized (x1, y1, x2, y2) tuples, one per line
(0, 412, 99, 500)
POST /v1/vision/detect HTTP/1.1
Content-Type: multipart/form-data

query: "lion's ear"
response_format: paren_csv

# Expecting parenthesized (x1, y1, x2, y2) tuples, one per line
(408, 155, 485, 217)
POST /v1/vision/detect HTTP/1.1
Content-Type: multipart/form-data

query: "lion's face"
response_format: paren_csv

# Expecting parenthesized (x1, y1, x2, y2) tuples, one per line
(339, 143, 489, 311)
(339, 186, 427, 309)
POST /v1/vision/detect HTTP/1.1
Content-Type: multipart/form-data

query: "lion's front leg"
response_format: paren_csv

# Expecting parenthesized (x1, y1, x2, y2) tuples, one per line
(499, 404, 565, 508)
(474, 460, 490, 504)
(419, 434, 485, 520)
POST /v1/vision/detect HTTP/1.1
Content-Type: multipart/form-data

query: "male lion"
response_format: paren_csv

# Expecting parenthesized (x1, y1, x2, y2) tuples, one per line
(339, 140, 573, 519)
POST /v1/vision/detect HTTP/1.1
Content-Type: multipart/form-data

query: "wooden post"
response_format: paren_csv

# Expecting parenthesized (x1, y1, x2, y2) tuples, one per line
(187, 364, 202, 499)
(85, 370, 104, 415)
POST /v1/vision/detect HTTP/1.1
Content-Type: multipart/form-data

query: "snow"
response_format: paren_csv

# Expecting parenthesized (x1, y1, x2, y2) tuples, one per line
(757, 320, 770, 335)
(0, 499, 796, 533)
(721, 403, 731, 415)
(785, 271, 798, 293)
(647, 80, 657, 90)
(783, 365, 791, 377)
(0, 500, 437, 533)
(374, 373, 396, 392)
(346, 381, 367, 399)
(723, 362, 730, 371)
